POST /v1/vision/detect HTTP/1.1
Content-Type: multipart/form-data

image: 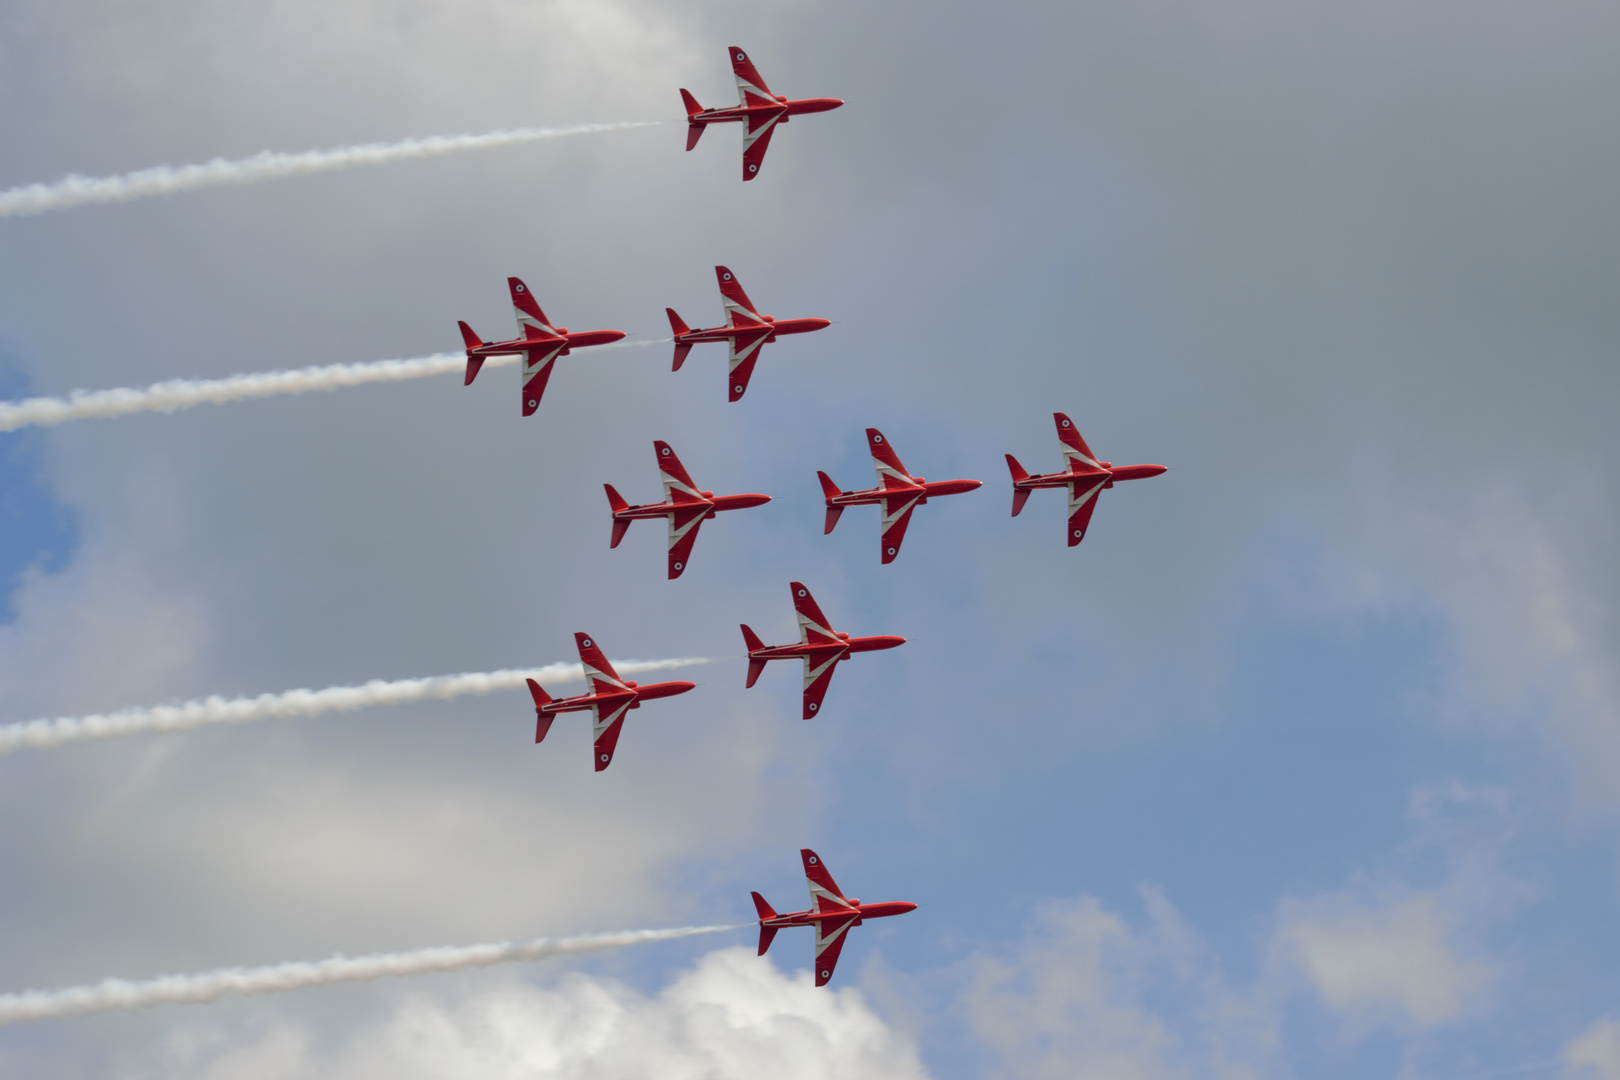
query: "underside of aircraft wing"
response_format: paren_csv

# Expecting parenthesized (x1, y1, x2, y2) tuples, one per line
(811, 914, 857, 987)
(791, 583, 840, 645)
(655, 441, 702, 500)
(520, 342, 566, 416)
(726, 330, 771, 402)
(801, 652, 842, 718)
(591, 697, 634, 772)
(741, 116, 780, 180)
(1066, 478, 1106, 546)
(666, 506, 706, 579)
(576, 633, 626, 693)
(879, 496, 919, 564)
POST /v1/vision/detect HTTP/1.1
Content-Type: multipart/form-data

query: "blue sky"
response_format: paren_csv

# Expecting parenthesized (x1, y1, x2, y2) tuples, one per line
(0, 1, 1618, 1077)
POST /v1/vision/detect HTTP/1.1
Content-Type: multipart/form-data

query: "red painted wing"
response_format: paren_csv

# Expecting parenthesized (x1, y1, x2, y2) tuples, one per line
(812, 915, 856, 987)
(790, 582, 839, 644)
(1066, 479, 1106, 546)
(741, 119, 779, 180)
(801, 652, 842, 719)
(726, 333, 770, 402)
(666, 506, 706, 579)
(654, 441, 701, 497)
(801, 848, 849, 904)
(520, 344, 564, 416)
(879, 500, 917, 564)
(592, 708, 629, 772)
(867, 429, 914, 488)
(728, 46, 776, 103)
(575, 632, 625, 692)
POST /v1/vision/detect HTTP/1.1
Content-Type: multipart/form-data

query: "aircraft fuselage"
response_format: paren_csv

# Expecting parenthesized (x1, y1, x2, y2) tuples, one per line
(747, 635, 906, 663)
(674, 316, 831, 346)
(692, 97, 845, 126)
(538, 680, 696, 716)
(761, 899, 918, 931)
(827, 477, 982, 508)
(467, 328, 626, 359)
(1013, 463, 1167, 492)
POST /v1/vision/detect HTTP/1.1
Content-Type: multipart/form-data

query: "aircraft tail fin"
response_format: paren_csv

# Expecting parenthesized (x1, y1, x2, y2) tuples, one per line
(817, 470, 842, 501)
(666, 308, 691, 336)
(526, 679, 556, 744)
(823, 506, 844, 534)
(756, 924, 779, 956)
(458, 322, 486, 385)
(1005, 453, 1029, 483)
(741, 624, 769, 688)
(680, 88, 704, 119)
(751, 890, 778, 921)
(680, 90, 706, 150)
(605, 485, 632, 548)
(1012, 488, 1031, 517)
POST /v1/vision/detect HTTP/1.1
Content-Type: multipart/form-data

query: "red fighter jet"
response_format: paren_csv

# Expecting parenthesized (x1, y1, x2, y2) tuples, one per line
(752, 849, 917, 987)
(681, 46, 844, 180)
(741, 583, 905, 718)
(1006, 412, 1167, 546)
(457, 277, 626, 416)
(819, 428, 982, 564)
(605, 441, 771, 579)
(524, 633, 695, 772)
(666, 266, 830, 402)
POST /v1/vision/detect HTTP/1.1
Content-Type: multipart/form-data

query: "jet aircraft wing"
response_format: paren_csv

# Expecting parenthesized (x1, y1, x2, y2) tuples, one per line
(867, 429, 916, 489)
(1066, 478, 1107, 546)
(741, 119, 780, 180)
(521, 342, 567, 416)
(590, 697, 634, 772)
(575, 632, 627, 694)
(655, 441, 702, 501)
(726, 330, 771, 402)
(802, 849, 860, 986)
(879, 494, 921, 564)
(801, 653, 842, 718)
(791, 583, 841, 645)
(667, 505, 706, 578)
(729, 46, 777, 106)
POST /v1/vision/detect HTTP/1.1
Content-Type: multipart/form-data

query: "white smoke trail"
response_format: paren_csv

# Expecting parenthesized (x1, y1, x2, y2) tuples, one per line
(0, 657, 714, 753)
(0, 337, 669, 433)
(0, 924, 743, 1027)
(0, 122, 660, 219)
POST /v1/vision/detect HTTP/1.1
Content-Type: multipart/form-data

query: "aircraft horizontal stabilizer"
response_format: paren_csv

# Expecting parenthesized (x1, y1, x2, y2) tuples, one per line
(741, 624, 766, 652)
(680, 89, 704, 119)
(751, 890, 778, 920)
(823, 505, 844, 534)
(757, 925, 779, 955)
(604, 484, 629, 514)
(1011, 489, 1031, 517)
(816, 471, 842, 500)
(1004, 453, 1029, 482)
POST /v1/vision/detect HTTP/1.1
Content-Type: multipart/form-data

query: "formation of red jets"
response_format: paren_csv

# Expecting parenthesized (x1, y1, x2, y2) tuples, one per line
(462, 48, 1168, 988)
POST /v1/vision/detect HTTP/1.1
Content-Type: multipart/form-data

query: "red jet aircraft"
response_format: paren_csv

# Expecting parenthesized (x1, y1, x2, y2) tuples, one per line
(681, 46, 844, 180)
(525, 633, 695, 772)
(741, 582, 905, 718)
(666, 266, 830, 402)
(458, 277, 626, 416)
(752, 849, 917, 987)
(1006, 413, 1167, 546)
(605, 441, 771, 579)
(818, 428, 982, 564)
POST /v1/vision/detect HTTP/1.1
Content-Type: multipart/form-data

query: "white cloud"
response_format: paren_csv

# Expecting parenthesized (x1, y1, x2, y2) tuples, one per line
(967, 890, 1274, 1080)
(153, 947, 928, 1080)
(1271, 892, 1490, 1028)
(1564, 1016, 1620, 1080)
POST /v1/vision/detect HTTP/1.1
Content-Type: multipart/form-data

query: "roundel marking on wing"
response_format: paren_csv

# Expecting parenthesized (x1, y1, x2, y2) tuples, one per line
(1061, 418, 1071, 427)
(808, 702, 818, 711)
(733, 385, 744, 394)
(527, 399, 537, 408)
(797, 588, 807, 597)
(582, 638, 593, 648)
(748, 164, 758, 173)
(515, 283, 526, 292)
(1073, 530, 1082, 538)
(887, 547, 897, 556)
(820, 969, 830, 979)
(736, 51, 746, 61)
(723, 272, 732, 280)
(600, 753, 610, 762)
(808, 855, 818, 865)
(661, 446, 671, 456)
(673, 561, 683, 571)
(873, 434, 883, 443)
